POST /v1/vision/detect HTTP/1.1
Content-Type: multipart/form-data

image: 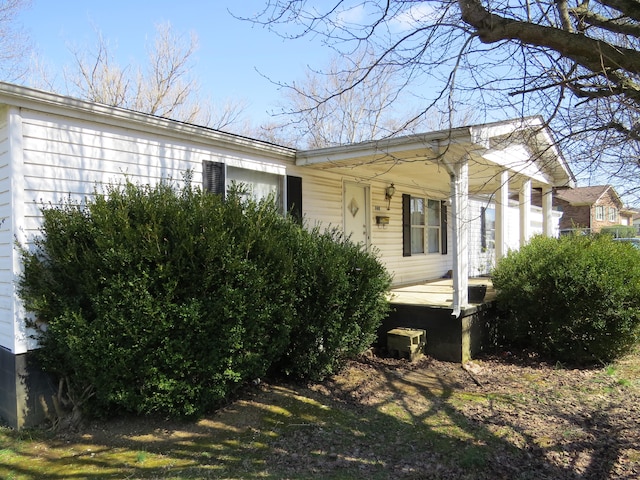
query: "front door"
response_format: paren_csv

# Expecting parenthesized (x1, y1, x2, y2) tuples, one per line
(344, 182, 370, 248)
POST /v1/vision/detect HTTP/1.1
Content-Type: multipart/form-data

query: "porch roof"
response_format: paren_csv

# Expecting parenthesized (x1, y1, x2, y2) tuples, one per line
(295, 116, 575, 195)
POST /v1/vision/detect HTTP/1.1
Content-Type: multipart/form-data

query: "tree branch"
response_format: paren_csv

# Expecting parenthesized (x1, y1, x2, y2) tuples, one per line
(598, 0, 640, 22)
(570, 3, 640, 37)
(458, 0, 640, 76)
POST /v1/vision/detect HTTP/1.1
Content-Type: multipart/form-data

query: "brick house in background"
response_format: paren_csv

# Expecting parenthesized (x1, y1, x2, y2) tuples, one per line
(554, 185, 634, 234)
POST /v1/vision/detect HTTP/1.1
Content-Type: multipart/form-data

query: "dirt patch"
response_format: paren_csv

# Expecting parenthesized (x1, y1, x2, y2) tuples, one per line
(318, 353, 638, 478)
(40, 352, 640, 479)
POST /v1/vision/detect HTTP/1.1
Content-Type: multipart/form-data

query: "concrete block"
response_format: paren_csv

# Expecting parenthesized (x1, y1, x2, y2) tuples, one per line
(387, 327, 426, 361)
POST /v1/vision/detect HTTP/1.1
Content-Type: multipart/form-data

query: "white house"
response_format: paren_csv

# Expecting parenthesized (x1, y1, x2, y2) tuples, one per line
(0, 83, 574, 428)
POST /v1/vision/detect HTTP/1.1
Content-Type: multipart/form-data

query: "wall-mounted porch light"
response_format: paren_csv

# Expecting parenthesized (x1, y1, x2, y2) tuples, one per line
(385, 183, 396, 210)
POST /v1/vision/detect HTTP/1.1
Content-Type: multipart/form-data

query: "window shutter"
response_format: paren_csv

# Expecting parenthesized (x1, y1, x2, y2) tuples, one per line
(402, 194, 411, 257)
(441, 201, 448, 255)
(203, 161, 225, 195)
(286, 175, 303, 224)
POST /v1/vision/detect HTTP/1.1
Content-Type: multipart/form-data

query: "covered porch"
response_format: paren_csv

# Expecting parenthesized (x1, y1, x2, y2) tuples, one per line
(297, 116, 575, 315)
(296, 117, 574, 362)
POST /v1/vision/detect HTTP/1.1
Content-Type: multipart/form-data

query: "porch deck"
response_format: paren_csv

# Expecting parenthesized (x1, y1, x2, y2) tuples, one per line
(388, 278, 496, 308)
(379, 278, 497, 363)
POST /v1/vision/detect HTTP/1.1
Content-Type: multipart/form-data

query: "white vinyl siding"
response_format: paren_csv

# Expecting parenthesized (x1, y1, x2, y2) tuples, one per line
(287, 167, 342, 228)
(7, 108, 294, 352)
(286, 168, 452, 286)
(0, 107, 12, 350)
(19, 110, 290, 237)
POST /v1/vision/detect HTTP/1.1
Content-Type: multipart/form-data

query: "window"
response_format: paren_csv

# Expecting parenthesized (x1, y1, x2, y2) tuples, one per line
(204, 161, 283, 202)
(595, 205, 605, 221)
(202, 161, 302, 223)
(426, 199, 441, 253)
(227, 166, 283, 207)
(402, 195, 446, 256)
(609, 207, 618, 222)
(410, 197, 424, 254)
(481, 207, 495, 251)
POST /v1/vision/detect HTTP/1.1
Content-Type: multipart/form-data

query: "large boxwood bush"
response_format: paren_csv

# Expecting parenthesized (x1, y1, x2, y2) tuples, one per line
(19, 179, 391, 419)
(276, 226, 391, 381)
(492, 234, 640, 363)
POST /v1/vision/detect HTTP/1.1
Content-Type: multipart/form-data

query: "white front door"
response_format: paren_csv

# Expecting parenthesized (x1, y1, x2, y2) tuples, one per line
(344, 182, 370, 248)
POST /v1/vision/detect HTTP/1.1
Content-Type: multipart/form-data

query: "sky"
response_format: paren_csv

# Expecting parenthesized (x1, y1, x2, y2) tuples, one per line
(13, 1, 640, 204)
(17, 0, 332, 127)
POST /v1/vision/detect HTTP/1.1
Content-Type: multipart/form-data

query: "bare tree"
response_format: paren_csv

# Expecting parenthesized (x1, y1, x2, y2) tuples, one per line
(65, 22, 247, 131)
(246, 1, 640, 202)
(0, 0, 32, 82)
(67, 30, 129, 108)
(267, 52, 441, 148)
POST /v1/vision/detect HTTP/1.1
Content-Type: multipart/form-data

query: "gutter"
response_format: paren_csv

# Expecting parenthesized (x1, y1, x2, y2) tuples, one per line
(0, 82, 296, 161)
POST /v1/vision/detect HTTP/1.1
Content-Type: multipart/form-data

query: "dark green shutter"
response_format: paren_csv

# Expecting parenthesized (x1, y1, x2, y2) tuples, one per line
(203, 161, 225, 195)
(402, 194, 411, 257)
(286, 175, 303, 224)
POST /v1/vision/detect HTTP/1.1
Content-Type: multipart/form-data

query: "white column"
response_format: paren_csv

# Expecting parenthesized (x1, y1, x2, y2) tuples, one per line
(495, 170, 509, 259)
(519, 179, 531, 247)
(450, 156, 469, 313)
(542, 186, 553, 237)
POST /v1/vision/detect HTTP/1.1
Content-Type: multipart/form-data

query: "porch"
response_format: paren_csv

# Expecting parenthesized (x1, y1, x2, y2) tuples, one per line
(377, 278, 498, 363)
(297, 117, 574, 315)
(389, 278, 496, 308)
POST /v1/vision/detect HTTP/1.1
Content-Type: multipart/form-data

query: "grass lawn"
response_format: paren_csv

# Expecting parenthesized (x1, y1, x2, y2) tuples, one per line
(1, 350, 639, 479)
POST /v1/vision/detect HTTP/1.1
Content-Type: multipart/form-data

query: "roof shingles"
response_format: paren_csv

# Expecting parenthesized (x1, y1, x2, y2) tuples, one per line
(555, 185, 612, 205)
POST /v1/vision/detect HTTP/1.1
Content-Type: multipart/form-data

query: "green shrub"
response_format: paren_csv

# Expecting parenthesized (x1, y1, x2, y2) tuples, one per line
(19, 178, 390, 418)
(600, 225, 637, 238)
(492, 234, 640, 363)
(275, 227, 391, 380)
(20, 180, 300, 416)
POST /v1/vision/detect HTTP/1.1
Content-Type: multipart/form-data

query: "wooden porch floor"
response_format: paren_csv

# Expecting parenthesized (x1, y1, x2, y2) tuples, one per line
(388, 278, 496, 307)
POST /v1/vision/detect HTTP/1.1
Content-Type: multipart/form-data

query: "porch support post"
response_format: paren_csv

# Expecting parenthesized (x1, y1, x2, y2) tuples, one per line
(449, 156, 469, 313)
(495, 170, 509, 259)
(542, 186, 553, 237)
(519, 179, 531, 247)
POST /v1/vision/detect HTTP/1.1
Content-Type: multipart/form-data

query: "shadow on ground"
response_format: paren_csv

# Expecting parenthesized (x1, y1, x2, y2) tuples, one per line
(0, 354, 638, 479)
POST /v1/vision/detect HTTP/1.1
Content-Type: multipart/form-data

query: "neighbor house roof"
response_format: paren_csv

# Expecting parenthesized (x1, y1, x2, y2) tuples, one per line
(554, 185, 619, 206)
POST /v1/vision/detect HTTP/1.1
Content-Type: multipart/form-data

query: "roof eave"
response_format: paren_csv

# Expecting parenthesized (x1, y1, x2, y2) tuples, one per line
(0, 82, 296, 161)
(295, 126, 474, 166)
